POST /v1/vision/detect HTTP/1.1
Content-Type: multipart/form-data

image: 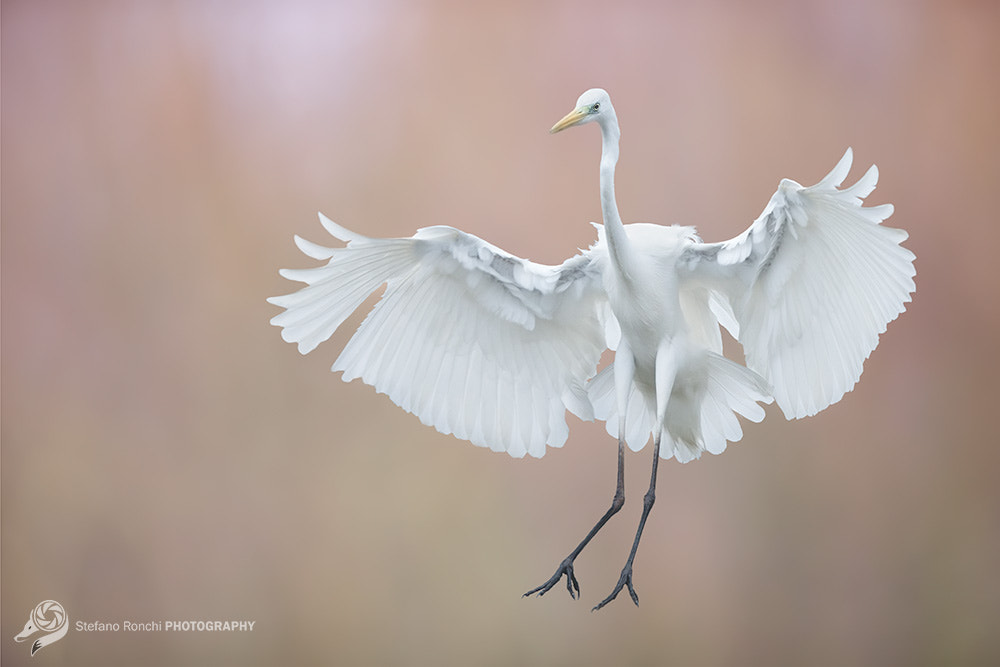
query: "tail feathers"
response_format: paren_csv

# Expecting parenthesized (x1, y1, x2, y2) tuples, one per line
(589, 352, 773, 462)
(679, 353, 772, 461)
(589, 365, 656, 452)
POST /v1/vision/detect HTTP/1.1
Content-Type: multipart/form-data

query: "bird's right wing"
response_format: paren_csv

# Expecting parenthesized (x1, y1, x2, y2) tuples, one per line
(268, 214, 609, 458)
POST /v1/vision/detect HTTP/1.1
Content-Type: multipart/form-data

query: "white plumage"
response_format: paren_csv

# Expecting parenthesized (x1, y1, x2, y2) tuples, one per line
(268, 88, 915, 608)
(269, 217, 609, 459)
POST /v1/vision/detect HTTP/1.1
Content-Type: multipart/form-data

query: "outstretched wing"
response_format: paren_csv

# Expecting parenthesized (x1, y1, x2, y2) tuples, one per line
(268, 214, 609, 457)
(681, 149, 916, 419)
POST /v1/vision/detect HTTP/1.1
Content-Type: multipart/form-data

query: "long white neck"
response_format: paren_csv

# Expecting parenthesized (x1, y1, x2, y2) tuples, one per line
(598, 115, 633, 278)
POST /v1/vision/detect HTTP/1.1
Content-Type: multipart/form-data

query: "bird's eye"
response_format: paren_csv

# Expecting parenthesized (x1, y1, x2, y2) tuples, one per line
(592, 102, 600, 112)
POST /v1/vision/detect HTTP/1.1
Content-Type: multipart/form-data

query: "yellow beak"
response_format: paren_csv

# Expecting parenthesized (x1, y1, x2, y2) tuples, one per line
(550, 108, 588, 134)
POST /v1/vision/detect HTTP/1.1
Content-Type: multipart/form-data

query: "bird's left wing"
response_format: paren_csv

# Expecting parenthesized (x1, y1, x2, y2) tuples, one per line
(268, 214, 609, 458)
(680, 149, 916, 419)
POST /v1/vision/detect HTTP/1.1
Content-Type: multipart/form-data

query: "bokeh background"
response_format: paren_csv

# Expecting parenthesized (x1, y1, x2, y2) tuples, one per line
(3, 1, 998, 665)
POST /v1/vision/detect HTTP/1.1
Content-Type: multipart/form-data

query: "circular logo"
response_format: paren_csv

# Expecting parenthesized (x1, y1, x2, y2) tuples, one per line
(32, 600, 67, 633)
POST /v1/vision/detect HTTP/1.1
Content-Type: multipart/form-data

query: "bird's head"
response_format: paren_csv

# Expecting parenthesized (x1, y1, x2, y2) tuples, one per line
(550, 88, 614, 134)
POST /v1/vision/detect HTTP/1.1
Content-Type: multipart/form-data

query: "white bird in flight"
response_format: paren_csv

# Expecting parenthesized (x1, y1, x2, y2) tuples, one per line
(268, 88, 915, 610)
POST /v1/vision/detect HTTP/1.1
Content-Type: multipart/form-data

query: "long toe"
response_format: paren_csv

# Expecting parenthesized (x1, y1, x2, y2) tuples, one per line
(626, 574, 639, 606)
(524, 559, 580, 600)
(566, 566, 580, 599)
(592, 569, 637, 611)
(592, 590, 617, 611)
(592, 582, 621, 611)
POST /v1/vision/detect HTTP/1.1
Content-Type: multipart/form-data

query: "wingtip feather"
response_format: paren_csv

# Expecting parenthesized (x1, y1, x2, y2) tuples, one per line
(843, 164, 879, 200)
(294, 234, 336, 259)
(318, 212, 367, 244)
(819, 147, 854, 189)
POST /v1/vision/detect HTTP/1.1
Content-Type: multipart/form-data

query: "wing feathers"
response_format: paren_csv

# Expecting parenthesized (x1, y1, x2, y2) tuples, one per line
(293, 234, 337, 260)
(817, 147, 853, 189)
(683, 150, 915, 419)
(269, 217, 607, 457)
(272, 149, 913, 460)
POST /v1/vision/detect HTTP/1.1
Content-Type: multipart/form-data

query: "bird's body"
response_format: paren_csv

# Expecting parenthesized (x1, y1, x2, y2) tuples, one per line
(269, 88, 915, 608)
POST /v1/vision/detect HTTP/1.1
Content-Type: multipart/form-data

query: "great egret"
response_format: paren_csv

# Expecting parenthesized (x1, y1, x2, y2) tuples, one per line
(268, 88, 915, 610)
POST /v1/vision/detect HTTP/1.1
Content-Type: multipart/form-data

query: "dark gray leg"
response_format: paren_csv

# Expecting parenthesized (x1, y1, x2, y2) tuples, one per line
(523, 440, 626, 600)
(592, 433, 661, 610)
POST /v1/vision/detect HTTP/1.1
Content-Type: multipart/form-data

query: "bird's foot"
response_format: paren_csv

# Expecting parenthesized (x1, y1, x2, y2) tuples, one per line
(592, 565, 639, 611)
(523, 557, 580, 600)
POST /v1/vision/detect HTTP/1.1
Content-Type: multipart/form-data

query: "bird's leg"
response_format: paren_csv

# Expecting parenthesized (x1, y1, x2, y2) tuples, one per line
(593, 341, 675, 611)
(523, 439, 626, 600)
(592, 432, 661, 611)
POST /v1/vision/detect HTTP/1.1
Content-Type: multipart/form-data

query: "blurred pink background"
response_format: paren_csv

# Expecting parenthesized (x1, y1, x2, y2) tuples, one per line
(3, 1, 998, 665)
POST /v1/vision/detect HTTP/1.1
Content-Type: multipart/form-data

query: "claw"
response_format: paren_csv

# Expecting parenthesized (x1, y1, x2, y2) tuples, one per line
(626, 576, 639, 606)
(567, 568, 580, 599)
(592, 568, 638, 611)
(524, 442, 628, 606)
(524, 558, 581, 600)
